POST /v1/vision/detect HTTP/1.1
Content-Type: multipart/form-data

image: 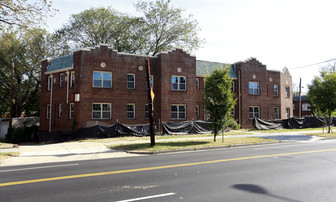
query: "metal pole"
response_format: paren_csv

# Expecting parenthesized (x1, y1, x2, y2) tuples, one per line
(146, 57, 155, 147)
(8, 61, 14, 143)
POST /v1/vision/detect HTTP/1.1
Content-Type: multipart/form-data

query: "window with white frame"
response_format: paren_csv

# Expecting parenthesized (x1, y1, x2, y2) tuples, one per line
(92, 103, 111, 119)
(274, 107, 279, 119)
(127, 74, 135, 89)
(196, 78, 199, 90)
(46, 104, 51, 119)
(145, 104, 149, 119)
(302, 103, 311, 111)
(171, 76, 186, 90)
(47, 75, 52, 91)
(249, 106, 260, 119)
(70, 71, 75, 88)
(171, 104, 186, 119)
(145, 75, 154, 90)
(286, 107, 290, 118)
(69, 103, 74, 119)
(93, 71, 112, 88)
(249, 82, 259, 95)
(60, 74, 64, 87)
(58, 104, 62, 117)
(286, 87, 290, 98)
(196, 105, 199, 117)
(274, 85, 278, 96)
(127, 104, 135, 119)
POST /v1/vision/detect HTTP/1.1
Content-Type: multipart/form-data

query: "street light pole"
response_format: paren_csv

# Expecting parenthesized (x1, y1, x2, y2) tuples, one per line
(146, 57, 155, 147)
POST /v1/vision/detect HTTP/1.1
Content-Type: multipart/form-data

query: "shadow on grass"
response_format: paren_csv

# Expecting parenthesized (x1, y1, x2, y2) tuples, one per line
(111, 141, 209, 151)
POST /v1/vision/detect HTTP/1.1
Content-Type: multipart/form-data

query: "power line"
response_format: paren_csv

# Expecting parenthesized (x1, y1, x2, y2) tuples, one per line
(288, 58, 336, 69)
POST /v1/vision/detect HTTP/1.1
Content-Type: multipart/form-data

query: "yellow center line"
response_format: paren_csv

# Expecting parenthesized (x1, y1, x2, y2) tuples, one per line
(1, 148, 336, 187)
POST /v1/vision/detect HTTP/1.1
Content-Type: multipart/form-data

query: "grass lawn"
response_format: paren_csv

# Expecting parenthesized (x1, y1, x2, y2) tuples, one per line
(108, 137, 277, 153)
(0, 152, 19, 162)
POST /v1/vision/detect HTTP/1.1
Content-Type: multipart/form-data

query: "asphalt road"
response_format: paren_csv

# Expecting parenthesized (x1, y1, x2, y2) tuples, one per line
(1, 140, 336, 201)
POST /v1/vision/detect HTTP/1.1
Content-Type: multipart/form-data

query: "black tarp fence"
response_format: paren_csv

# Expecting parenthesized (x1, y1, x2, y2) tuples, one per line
(39, 123, 151, 142)
(162, 120, 212, 135)
(253, 117, 336, 130)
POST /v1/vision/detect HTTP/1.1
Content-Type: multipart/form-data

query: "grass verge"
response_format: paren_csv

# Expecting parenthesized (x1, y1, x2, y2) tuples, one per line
(0, 152, 19, 162)
(108, 137, 277, 153)
(304, 132, 336, 138)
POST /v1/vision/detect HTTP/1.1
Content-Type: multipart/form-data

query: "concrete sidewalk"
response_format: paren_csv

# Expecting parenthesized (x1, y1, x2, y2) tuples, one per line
(0, 130, 327, 167)
(0, 142, 142, 167)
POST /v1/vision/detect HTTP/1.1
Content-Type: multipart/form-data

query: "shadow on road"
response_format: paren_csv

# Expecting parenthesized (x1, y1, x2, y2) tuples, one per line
(232, 184, 301, 202)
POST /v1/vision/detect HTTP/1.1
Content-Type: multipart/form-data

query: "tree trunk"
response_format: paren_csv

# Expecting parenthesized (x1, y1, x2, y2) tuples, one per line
(213, 128, 217, 142)
(328, 111, 331, 133)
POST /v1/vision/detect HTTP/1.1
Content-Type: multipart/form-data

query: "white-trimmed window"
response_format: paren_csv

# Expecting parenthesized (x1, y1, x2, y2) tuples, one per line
(196, 78, 199, 90)
(249, 106, 260, 119)
(286, 87, 290, 98)
(70, 71, 75, 88)
(302, 103, 311, 111)
(249, 82, 259, 95)
(145, 75, 154, 90)
(196, 105, 199, 117)
(46, 104, 51, 119)
(171, 76, 186, 90)
(69, 103, 74, 119)
(92, 103, 111, 119)
(274, 107, 279, 119)
(286, 107, 290, 118)
(171, 104, 186, 119)
(93, 71, 112, 88)
(145, 104, 149, 119)
(60, 74, 64, 87)
(47, 75, 52, 91)
(127, 74, 135, 89)
(58, 104, 63, 117)
(127, 104, 135, 119)
(274, 85, 278, 96)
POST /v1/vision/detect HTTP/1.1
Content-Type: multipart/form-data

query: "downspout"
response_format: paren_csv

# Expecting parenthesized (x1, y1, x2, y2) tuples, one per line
(66, 71, 69, 104)
(49, 74, 53, 133)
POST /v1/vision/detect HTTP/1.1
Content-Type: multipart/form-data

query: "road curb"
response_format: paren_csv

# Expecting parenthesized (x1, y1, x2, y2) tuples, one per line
(126, 141, 281, 155)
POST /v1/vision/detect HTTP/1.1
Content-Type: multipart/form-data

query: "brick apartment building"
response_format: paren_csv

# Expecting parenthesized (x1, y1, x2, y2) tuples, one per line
(293, 95, 312, 117)
(40, 44, 292, 133)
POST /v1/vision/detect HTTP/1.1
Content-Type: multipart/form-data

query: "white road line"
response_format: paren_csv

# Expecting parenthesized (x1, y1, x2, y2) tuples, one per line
(0, 163, 79, 173)
(116, 192, 176, 202)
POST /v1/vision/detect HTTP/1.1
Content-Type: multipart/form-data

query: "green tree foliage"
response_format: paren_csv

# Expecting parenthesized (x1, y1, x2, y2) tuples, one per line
(0, 28, 52, 117)
(307, 71, 336, 133)
(54, 0, 204, 57)
(0, 0, 56, 29)
(135, 0, 204, 55)
(203, 68, 236, 142)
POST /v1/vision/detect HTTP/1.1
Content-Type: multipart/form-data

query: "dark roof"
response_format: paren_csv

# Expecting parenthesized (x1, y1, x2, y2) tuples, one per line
(196, 60, 238, 79)
(46, 55, 73, 73)
(293, 95, 308, 102)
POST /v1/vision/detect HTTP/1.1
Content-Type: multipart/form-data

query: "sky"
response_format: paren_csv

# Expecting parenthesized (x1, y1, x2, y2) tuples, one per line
(45, 0, 336, 93)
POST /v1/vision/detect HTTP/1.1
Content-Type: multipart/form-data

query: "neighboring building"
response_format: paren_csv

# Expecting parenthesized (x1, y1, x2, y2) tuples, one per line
(40, 45, 293, 133)
(293, 95, 312, 117)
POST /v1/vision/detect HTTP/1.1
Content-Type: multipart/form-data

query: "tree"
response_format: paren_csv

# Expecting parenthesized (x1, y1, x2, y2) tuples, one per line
(54, 0, 204, 57)
(135, 0, 204, 55)
(0, 28, 52, 117)
(203, 67, 236, 142)
(54, 7, 144, 54)
(0, 0, 56, 29)
(307, 71, 336, 133)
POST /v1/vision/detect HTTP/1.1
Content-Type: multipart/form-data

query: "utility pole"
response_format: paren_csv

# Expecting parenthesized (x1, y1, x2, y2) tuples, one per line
(8, 61, 14, 143)
(299, 77, 302, 118)
(146, 57, 155, 147)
